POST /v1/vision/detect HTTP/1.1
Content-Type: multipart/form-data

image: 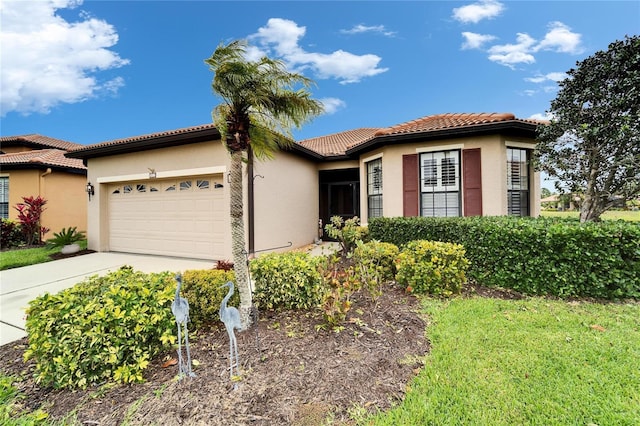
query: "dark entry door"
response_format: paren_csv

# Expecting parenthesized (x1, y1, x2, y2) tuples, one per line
(319, 168, 360, 239)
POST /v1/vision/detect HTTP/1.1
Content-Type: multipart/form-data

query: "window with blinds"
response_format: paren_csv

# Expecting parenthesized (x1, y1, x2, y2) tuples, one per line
(507, 147, 530, 216)
(366, 158, 383, 218)
(0, 177, 8, 219)
(420, 150, 461, 217)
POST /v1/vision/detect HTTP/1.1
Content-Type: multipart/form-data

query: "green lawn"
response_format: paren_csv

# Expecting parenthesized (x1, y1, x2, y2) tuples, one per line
(540, 209, 640, 221)
(368, 297, 640, 425)
(0, 240, 87, 271)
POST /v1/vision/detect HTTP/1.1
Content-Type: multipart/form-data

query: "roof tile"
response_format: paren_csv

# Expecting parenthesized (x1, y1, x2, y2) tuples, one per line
(298, 128, 380, 157)
(0, 134, 82, 151)
(0, 149, 86, 170)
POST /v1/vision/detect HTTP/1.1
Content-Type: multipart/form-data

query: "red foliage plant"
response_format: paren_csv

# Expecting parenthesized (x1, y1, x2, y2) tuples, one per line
(14, 196, 49, 246)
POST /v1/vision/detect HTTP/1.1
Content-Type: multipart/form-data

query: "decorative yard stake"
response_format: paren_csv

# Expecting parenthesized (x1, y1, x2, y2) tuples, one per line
(172, 274, 195, 379)
(219, 281, 242, 380)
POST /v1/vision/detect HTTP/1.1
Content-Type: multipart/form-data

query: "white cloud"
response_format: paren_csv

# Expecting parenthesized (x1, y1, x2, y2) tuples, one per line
(0, 0, 129, 116)
(534, 22, 582, 54)
(452, 0, 505, 24)
(340, 24, 396, 37)
(529, 112, 554, 121)
(461, 32, 497, 50)
(320, 97, 346, 114)
(487, 33, 537, 68)
(250, 18, 388, 84)
(525, 72, 568, 83)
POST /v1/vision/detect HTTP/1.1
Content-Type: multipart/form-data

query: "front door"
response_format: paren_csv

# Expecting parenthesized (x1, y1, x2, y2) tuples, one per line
(319, 168, 360, 239)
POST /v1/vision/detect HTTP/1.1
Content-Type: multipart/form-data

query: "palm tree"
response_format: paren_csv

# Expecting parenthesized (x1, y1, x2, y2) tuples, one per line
(205, 39, 324, 328)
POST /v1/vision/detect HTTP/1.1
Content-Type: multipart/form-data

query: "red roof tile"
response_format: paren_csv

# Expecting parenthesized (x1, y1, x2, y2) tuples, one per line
(298, 128, 380, 157)
(374, 112, 528, 136)
(68, 123, 218, 153)
(0, 134, 82, 151)
(0, 149, 86, 170)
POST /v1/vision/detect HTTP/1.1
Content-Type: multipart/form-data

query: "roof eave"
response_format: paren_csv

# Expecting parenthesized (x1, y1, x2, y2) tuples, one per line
(66, 127, 222, 160)
(0, 163, 87, 175)
(345, 121, 539, 156)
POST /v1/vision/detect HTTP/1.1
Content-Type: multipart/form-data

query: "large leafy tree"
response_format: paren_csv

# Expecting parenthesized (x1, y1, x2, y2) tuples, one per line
(205, 40, 324, 328)
(535, 35, 640, 222)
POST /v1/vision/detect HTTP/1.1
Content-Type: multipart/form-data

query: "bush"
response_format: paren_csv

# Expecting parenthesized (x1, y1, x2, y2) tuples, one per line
(324, 216, 369, 254)
(396, 240, 469, 296)
(24, 268, 176, 389)
(45, 226, 86, 249)
(0, 219, 24, 248)
(353, 240, 399, 297)
(181, 269, 237, 329)
(370, 216, 640, 299)
(250, 252, 325, 311)
(14, 196, 49, 245)
(318, 260, 361, 327)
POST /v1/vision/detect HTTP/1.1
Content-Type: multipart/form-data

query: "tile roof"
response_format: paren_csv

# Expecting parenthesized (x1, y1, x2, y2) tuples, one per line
(0, 149, 86, 171)
(0, 134, 82, 151)
(298, 128, 380, 157)
(68, 123, 219, 154)
(374, 112, 534, 136)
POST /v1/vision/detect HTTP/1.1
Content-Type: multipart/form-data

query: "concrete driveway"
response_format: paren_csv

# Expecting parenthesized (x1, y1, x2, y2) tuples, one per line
(0, 252, 214, 346)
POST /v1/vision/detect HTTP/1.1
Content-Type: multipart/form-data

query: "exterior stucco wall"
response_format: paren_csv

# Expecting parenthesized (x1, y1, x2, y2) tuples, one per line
(87, 141, 232, 256)
(358, 135, 539, 223)
(252, 150, 319, 254)
(3, 169, 86, 236)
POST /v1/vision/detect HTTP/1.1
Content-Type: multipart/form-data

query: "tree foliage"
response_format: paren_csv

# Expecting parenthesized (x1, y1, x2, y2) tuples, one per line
(205, 40, 323, 327)
(535, 35, 640, 222)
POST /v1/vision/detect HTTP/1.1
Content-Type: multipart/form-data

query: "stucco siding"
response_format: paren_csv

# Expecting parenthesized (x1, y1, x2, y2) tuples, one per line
(3, 169, 86, 237)
(252, 150, 319, 254)
(87, 141, 232, 257)
(358, 135, 539, 223)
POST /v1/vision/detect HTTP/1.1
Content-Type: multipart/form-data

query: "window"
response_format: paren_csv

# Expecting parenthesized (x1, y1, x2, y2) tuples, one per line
(0, 177, 8, 219)
(420, 150, 460, 217)
(179, 180, 192, 191)
(507, 148, 530, 216)
(196, 180, 210, 190)
(366, 158, 383, 218)
(136, 184, 146, 193)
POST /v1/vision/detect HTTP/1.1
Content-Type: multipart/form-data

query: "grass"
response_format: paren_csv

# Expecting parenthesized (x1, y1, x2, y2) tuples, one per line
(540, 209, 640, 221)
(368, 297, 640, 425)
(0, 240, 88, 271)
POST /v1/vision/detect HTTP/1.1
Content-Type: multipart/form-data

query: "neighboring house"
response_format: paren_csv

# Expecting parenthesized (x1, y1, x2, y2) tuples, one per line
(67, 112, 541, 261)
(0, 135, 87, 236)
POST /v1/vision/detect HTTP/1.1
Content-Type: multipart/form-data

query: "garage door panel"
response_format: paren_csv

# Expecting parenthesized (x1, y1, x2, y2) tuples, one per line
(108, 176, 226, 260)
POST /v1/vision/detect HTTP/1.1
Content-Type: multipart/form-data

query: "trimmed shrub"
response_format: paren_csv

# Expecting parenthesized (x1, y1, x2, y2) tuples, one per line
(396, 240, 469, 296)
(353, 240, 399, 297)
(181, 269, 236, 329)
(250, 252, 325, 311)
(370, 216, 640, 299)
(0, 219, 23, 248)
(24, 268, 176, 389)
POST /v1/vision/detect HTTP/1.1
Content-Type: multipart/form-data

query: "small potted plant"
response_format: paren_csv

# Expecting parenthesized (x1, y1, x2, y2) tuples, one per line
(46, 227, 86, 254)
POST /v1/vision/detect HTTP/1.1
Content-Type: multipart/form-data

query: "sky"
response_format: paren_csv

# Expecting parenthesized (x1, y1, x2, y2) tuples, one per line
(1, 0, 639, 149)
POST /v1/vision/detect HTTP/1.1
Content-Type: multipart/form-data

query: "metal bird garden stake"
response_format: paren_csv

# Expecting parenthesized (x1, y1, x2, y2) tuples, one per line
(172, 274, 195, 379)
(219, 281, 242, 380)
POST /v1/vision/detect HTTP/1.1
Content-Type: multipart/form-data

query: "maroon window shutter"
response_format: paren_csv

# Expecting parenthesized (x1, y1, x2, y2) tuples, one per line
(463, 148, 483, 216)
(403, 154, 419, 216)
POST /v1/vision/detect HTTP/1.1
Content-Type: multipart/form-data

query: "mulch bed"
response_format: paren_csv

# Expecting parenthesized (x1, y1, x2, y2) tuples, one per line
(0, 284, 430, 425)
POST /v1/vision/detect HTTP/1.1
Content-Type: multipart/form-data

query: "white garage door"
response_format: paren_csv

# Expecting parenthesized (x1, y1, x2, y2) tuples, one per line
(108, 176, 226, 260)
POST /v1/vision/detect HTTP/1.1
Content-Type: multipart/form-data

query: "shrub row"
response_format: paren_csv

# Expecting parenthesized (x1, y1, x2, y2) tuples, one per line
(369, 216, 640, 299)
(181, 269, 237, 329)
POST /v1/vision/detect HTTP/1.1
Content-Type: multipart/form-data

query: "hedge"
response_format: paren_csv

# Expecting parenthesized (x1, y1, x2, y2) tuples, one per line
(369, 216, 639, 299)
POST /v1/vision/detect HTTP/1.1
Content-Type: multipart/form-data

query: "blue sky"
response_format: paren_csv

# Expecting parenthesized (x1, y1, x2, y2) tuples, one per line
(1, 0, 638, 147)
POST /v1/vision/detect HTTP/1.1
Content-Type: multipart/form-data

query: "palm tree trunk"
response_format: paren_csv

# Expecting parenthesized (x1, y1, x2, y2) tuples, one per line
(229, 150, 252, 328)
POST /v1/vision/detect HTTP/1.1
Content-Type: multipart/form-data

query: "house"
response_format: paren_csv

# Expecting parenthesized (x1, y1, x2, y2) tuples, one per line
(0, 135, 87, 235)
(66, 112, 541, 261)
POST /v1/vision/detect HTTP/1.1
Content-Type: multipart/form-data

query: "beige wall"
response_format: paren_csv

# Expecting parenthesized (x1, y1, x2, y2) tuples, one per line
(252, 150, 319, 254)
(357, 136, 539, 223)
(86, 140, 320, 259)
(87, 141, 232, 256)
(3, 169, 87, 237)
